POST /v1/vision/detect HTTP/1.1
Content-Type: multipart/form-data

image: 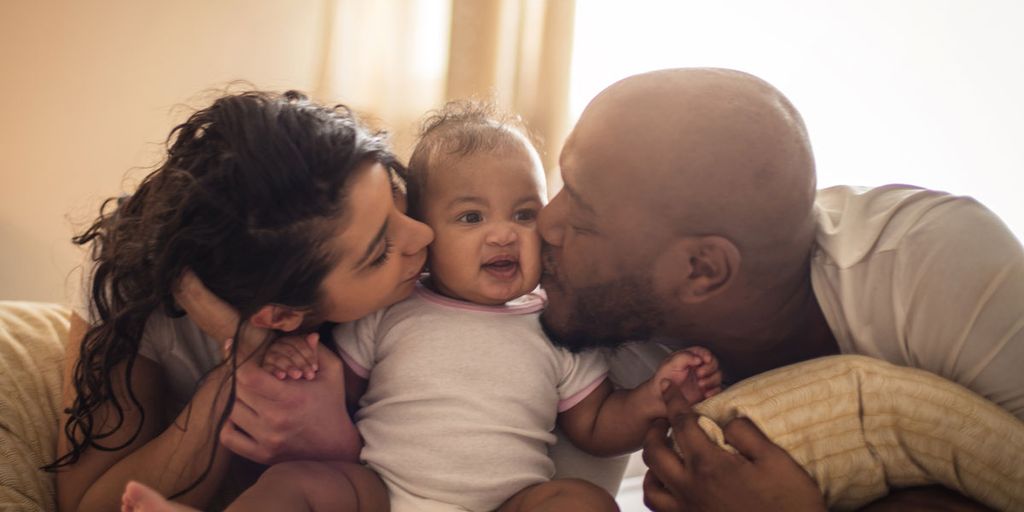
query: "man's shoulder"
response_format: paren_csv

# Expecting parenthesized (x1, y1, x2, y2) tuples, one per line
(812, 184, 1009, 268)
(811, 184, 1024, 379)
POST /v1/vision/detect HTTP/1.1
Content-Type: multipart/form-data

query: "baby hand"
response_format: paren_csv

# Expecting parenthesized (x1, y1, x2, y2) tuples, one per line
(654, 346, 723, 404)
(261, 332, 320, 380)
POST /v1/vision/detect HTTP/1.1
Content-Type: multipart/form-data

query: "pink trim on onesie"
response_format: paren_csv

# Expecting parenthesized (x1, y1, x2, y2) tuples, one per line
(338, 348, 371, 379)
(414, 281, 546, 315)
(557, 373, 608, 412)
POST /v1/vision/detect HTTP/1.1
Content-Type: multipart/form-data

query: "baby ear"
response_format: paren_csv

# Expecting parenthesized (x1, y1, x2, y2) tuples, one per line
(250, 304, 307, 333)
(655, 235, 741, 304)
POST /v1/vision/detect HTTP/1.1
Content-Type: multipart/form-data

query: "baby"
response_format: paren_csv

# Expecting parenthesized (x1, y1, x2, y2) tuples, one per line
(122, 102, 722, 512)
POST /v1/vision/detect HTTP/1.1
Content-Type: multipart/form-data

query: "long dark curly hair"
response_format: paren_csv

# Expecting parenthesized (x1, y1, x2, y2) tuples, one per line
(45, 90, 403, 495)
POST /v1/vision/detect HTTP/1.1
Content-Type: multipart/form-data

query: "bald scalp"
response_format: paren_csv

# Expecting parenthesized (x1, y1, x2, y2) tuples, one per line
(574, 68, 818, 287)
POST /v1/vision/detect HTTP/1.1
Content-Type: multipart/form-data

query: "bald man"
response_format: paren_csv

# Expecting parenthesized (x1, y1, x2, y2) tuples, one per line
(538, 68, 1024, 510)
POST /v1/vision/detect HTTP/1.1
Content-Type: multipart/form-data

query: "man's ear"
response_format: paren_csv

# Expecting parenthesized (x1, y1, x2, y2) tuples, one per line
(656, 235, 741, 304)
(250, 304, 308, 333)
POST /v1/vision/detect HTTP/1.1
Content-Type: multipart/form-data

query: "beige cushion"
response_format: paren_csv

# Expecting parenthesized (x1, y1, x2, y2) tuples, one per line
(0, 301, 69, 512)
(691, 355, 1024, 511)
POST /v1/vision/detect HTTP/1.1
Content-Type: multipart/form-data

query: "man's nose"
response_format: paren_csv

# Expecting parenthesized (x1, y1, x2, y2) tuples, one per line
(537, 192, 565, 247)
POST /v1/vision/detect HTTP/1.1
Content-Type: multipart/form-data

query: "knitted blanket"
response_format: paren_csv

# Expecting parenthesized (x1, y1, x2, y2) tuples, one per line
(691, 355, 1024, 511)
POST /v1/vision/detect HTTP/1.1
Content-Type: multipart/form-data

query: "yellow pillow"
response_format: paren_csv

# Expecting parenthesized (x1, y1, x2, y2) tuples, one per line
(0, 301, 70, 512)
(689, 355, 1024, 511)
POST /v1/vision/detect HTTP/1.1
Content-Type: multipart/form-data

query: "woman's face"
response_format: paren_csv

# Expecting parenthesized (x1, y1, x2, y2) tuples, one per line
(317, 162, 434, 322)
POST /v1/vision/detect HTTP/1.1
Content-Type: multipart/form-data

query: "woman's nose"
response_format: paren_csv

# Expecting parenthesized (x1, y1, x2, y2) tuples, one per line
(401, 215, 434, 254)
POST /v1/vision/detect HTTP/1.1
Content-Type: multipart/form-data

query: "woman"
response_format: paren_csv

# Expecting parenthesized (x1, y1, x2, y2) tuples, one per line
(51, 90, 433, 511)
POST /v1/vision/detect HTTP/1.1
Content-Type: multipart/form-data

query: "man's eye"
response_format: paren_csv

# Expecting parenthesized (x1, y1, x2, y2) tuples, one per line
(514, 209, 537, 222)
(457, 212, 483, 224)
(570, 224, 591, 235)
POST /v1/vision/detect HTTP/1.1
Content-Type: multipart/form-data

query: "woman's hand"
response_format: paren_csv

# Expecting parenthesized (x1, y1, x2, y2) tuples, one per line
(175, 270, 361, 464)
(220, 342, 361, 464)
(642, 385, 826, 512)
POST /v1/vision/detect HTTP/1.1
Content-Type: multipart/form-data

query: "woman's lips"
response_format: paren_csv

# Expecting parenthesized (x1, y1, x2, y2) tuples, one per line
(403, 253, 428, 282)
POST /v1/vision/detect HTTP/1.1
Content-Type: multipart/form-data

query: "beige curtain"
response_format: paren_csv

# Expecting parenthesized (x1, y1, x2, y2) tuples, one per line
(314, 0, 576, 183)
(312, 0, 453, 158)
(446, 0, 576, 179)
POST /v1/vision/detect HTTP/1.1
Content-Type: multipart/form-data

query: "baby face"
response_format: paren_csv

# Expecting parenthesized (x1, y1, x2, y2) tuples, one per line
(422, 141, 547, 305)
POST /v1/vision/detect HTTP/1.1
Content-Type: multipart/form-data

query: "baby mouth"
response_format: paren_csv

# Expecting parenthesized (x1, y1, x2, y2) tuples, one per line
(483, 256, 519, 278)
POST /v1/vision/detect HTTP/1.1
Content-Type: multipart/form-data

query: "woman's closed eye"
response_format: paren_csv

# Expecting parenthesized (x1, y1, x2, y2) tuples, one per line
(369, 237, 393, 267)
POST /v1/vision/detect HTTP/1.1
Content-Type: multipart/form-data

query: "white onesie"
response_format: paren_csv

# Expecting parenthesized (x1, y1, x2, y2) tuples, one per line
(336, 283, 609, 512)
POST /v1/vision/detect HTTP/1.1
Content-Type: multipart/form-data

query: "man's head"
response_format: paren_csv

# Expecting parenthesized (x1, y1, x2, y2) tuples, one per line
(538, 68, 818, 352)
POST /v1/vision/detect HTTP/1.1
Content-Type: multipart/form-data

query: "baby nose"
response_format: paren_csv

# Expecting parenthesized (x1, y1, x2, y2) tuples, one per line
(486, 223, 518, 246)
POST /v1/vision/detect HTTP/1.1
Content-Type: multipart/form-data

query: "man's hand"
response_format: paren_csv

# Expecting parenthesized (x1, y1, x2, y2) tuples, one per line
(641, 385, 826, 512)
(220, 342, 361, 464)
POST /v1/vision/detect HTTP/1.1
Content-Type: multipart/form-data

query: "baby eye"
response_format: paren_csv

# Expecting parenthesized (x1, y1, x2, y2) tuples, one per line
(457, 212, 484, 224)
(514, 209, 537, 222)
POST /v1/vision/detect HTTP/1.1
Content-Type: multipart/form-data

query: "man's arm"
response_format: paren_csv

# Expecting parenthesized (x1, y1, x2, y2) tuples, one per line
(898, 198, 1024, 420)
(857, 486, 994, 512)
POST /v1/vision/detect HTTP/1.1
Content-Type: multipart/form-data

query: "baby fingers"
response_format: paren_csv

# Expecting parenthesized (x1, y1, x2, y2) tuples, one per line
(262, 341, 317, 380)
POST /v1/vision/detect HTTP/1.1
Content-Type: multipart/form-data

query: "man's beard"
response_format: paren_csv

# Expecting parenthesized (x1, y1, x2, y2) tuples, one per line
(540, 274, 665, 353)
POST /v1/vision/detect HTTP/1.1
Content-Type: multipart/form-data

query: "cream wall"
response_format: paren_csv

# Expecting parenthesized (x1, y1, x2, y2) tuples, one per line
(0, 1, 328, 302)
(571, 0, 1024, 241)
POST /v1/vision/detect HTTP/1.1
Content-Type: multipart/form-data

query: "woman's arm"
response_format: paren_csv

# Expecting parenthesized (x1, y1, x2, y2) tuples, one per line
(174, 270, 364, 464)
(57, 313, 234, 512)
(219, 341, 362, 464)
(173, 270, 239, 342)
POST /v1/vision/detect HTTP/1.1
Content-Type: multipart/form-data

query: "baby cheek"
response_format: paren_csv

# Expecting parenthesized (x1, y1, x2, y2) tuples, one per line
(522, 265, 542, 290)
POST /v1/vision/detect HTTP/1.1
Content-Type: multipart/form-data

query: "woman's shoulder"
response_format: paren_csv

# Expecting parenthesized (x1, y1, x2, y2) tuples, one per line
(138, 309, 222, 369)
